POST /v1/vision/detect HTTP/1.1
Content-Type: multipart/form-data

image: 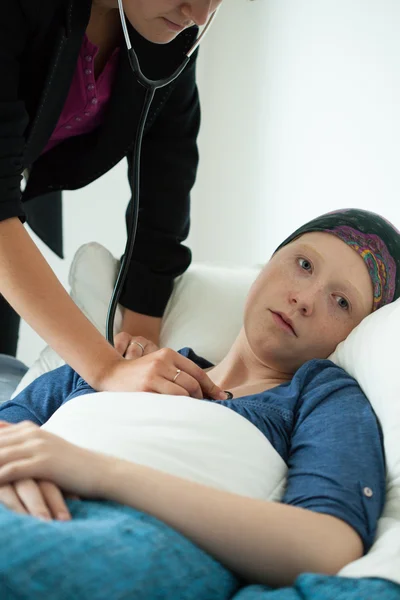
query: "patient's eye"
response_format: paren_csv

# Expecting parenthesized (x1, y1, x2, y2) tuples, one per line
(336, 296, 350, 310)
(298, 257, 312, 272)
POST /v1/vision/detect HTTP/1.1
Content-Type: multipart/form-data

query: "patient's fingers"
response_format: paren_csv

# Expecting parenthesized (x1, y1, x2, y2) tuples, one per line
(14, 479, 54, 520)
(15, 479, 71, 520)
(0, 483, 27, 514)
(38, 481, 71, 520)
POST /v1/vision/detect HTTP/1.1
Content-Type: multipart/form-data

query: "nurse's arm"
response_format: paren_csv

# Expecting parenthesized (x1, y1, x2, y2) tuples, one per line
(98, 456, 363, 587)
(121, 308, 161, 346)
(0, 218, 122, 385)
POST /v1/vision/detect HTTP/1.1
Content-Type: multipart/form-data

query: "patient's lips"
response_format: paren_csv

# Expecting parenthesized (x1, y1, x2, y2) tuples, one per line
(270, 311, 297, 336)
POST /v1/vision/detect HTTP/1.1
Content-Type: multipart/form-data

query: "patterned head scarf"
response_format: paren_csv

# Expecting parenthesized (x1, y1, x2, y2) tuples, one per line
(274, 208, 400, 311)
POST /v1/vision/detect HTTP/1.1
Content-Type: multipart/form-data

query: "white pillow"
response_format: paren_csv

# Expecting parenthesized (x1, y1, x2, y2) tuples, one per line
(330, 301, 400, 583)
(12, 242, 259, 394)
(160, 259, 259, 363)
(69, 243, 259, 364)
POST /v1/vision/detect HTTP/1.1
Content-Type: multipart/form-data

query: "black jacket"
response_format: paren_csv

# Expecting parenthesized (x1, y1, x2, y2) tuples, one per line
(0, 0, 200, 315)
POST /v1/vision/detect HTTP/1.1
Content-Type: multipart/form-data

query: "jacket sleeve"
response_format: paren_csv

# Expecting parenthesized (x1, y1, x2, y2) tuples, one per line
(0, 0, 29, 223)
(119, 50, 201, 317)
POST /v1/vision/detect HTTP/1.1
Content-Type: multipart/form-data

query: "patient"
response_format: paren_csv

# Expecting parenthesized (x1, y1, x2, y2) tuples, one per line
(0, 208, 399, 591)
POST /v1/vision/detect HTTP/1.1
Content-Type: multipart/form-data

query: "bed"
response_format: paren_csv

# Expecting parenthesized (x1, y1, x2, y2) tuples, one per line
(2, 242, 400, 600)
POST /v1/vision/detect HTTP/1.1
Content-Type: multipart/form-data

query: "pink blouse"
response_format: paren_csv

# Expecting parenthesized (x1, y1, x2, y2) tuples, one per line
(42, 35, 120, 155)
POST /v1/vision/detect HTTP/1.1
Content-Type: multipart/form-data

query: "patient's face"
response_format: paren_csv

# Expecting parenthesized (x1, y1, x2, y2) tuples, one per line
(243, 232, 374, 373)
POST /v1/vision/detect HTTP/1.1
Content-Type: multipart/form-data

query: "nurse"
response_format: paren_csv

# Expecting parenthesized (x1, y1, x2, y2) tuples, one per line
(0, 0, 226, 398)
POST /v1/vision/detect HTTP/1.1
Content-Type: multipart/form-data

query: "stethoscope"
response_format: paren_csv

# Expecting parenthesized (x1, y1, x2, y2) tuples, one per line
(106, 1, 218, 344)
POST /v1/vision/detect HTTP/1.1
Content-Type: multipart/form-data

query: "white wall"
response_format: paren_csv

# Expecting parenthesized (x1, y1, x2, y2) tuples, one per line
(17, 0, 400, 365)
(191, 0, 400, 261)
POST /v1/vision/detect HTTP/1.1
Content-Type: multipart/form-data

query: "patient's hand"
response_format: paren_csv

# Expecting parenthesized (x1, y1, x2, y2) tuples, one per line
(114, 333, 159, 360)
(0, 421, 105, 498)
(0, 422, 76, 520)
(0, 478, 72, 521)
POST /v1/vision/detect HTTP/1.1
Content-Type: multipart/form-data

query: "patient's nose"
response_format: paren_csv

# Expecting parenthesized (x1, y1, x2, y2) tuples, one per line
(289, 287, 318, 316)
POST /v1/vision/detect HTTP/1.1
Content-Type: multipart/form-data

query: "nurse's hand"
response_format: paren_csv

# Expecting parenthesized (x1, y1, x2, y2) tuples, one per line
(114, 333, 159, 359)
(101, 348, 228, 401)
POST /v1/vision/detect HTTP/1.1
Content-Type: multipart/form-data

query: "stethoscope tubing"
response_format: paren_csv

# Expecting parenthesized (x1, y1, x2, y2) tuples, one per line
(106, 2, 218, 344)
(105, 86, 155, 345)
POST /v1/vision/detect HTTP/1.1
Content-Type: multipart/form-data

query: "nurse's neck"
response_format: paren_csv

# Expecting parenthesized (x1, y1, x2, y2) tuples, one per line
(91, 0, 119, 17)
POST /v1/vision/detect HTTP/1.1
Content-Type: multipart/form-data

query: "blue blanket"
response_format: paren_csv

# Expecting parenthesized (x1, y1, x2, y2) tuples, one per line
(0, 500, 398, 599)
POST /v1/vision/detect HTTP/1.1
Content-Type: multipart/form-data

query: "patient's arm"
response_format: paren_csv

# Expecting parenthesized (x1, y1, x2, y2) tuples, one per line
(98, 455, 363, 587)
(0, 423, 362, 588)
(0, 364, 80, 425)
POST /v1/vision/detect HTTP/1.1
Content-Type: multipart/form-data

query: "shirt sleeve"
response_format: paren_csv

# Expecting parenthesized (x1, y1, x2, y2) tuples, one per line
(0, 365, 81, 425)
(0, 0, 29, 223)
(119, 49, 200, 316)
(282, 361, 386, 553)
